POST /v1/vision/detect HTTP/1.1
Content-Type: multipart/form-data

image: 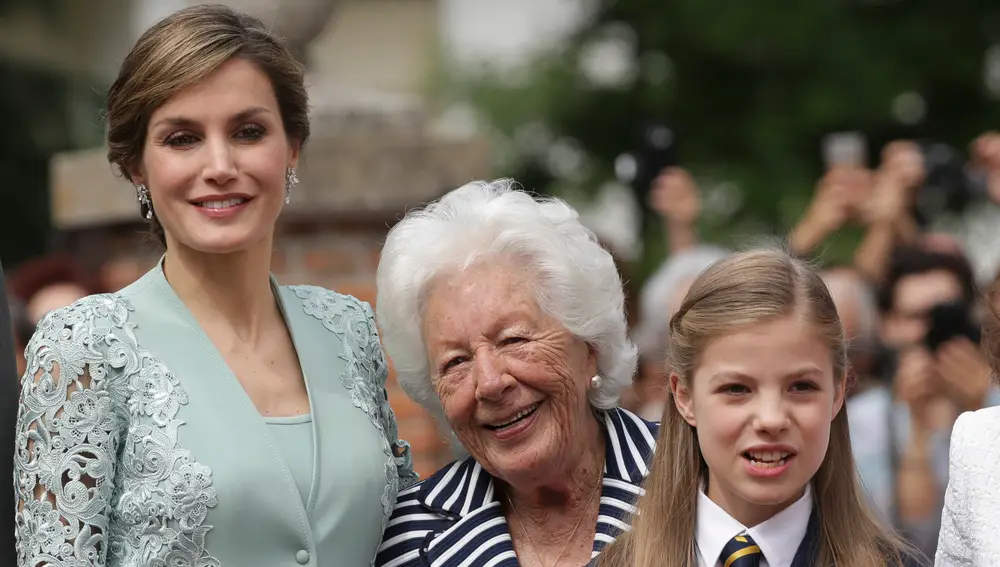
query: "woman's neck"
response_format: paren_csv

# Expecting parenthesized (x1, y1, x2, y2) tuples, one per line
(505, 415, 606, 543)
(162, 237, 276, 344)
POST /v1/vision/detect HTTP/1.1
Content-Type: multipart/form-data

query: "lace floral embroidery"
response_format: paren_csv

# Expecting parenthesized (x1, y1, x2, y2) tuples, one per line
(14, 294, 220, 567)
(293, 286, 418, 527)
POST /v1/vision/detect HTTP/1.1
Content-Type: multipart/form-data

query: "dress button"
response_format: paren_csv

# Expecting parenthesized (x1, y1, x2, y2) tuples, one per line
(295, 550, 310, 564)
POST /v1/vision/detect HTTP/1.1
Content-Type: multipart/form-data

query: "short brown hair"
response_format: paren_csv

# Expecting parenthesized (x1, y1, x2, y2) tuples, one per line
(105, 3, 311, 245)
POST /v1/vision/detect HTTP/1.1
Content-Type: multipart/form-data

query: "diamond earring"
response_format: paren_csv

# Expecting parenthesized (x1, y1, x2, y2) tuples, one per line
(135, 184, 153, 219)
(285, 167, 299, 204)
(590, 375, 603, 390)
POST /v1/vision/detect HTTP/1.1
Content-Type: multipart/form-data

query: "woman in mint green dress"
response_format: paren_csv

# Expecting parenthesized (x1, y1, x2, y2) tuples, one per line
(13, 6, 415, 567)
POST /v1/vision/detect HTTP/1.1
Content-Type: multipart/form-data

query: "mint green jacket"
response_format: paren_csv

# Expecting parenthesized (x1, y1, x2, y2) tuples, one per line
(14, 263, 417, 567)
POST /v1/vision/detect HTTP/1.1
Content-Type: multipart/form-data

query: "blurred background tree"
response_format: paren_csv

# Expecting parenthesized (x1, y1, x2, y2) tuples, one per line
(441, 0, 1000, 282)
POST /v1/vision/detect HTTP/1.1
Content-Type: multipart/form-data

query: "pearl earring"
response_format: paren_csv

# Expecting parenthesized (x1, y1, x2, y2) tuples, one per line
(590, 375, 603, 390)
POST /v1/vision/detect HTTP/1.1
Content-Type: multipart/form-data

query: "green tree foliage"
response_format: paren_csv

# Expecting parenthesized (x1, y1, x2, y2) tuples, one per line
(446, 0, 1000, 280)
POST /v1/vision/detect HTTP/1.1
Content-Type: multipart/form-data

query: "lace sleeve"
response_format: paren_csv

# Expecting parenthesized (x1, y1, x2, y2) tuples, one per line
(363, 302, 418, 489)
(935, 411, 974, 566)
(14, 307, 122, 567)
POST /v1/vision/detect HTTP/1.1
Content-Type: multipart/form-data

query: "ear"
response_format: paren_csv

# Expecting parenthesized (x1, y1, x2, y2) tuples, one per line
(670, 372, 697, 427)
(288, 139, 301, 170)
(584, 341, 599, 380)
(127, 161, 145, 187)
(831, 372, 847, 420)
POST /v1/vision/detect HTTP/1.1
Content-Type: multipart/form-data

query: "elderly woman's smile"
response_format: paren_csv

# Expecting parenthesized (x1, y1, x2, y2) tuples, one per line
(422, 259, 599, 482)
(483, 401, 542, 433)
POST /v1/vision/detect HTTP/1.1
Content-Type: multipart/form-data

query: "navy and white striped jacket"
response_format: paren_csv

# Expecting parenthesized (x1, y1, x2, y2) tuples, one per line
(375, 407, 658, 567)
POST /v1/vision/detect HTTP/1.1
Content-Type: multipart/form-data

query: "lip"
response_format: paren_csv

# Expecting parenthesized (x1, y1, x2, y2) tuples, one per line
(191, 193, 253, 220)
(189, 193, 253, 204)
(741, 444, 797, 479)
(743, 454, 794, 478)
(483, 401, 543, 441)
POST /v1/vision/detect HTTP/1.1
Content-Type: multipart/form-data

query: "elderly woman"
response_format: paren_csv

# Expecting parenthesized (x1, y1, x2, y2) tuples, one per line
(374, 180, 658, 567)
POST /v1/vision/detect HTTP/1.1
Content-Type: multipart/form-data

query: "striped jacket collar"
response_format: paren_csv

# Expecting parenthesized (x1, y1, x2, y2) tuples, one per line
(416, 406, 658, 518)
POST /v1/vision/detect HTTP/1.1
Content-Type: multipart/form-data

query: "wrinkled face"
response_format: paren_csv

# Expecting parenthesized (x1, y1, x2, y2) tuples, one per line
(672, 315, 844, 525)
(422, 261, 598, 486)
(131, 58, 298, 255)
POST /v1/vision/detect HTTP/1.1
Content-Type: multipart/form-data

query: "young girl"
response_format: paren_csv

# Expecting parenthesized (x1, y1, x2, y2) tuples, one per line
(598, 250, 915, 567)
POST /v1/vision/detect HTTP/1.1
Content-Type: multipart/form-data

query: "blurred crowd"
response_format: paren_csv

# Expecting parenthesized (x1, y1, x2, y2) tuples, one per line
(622, 132, 1000, 557)
(9, 130, 1000, 560)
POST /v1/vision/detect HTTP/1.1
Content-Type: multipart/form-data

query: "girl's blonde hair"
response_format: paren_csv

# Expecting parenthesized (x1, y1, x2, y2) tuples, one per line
(599, 249, 915, 567)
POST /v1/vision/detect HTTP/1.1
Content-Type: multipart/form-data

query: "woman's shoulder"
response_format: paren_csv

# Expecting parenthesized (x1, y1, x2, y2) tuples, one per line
(945, 406, 1000, 475)
(952, 405, 1000, 447)
(28, 292, 132, 353)
(281, 284, 377, 331)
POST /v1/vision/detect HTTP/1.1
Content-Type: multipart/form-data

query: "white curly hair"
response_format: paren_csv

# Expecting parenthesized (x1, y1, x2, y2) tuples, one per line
(375, 179, 638, 422)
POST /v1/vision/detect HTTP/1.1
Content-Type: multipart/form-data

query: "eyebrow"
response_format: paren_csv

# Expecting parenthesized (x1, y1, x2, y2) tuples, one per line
(709, 367, 824, 382)
(150, 106, 272, 130)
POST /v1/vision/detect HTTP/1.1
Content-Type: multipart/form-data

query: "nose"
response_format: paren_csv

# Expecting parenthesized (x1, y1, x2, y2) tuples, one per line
(473, 348, 515, 402)
(751, 392, 790, 434)
(202, 135, 238, 185)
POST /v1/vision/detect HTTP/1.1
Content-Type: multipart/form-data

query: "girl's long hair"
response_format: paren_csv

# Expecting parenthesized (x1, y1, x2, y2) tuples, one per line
(599, 250, 918, 567)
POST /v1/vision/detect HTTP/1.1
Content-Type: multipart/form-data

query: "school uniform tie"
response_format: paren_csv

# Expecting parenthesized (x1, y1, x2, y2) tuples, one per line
(720, 533, 762, 567)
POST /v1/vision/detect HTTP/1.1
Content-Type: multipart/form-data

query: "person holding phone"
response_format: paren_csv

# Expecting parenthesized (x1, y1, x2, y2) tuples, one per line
(877, 246, 995, 557)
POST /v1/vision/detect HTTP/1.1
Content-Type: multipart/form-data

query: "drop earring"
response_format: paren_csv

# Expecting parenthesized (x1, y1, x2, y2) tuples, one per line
(135, 184, 153, 219)
(285, 167, 299, 204)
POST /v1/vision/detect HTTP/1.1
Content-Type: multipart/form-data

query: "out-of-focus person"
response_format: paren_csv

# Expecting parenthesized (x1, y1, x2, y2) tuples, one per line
(632, 246, 729, 420)
(877, 246, 993, 557)
(374, 180, 657, 567)
(822, 267, 899, 521)
(649, 167, 702, 255)
(13, 6, 415, 567)
(7, 254, 102, 326)
(788, 141, 922, 285)
(99, 253, 152, 292)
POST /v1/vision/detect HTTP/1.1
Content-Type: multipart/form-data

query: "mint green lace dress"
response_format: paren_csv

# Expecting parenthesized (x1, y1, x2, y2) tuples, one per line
(13, 262, 417, 567)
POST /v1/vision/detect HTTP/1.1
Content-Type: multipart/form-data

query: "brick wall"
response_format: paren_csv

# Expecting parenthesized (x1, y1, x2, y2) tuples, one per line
(71, 219, 454, 478)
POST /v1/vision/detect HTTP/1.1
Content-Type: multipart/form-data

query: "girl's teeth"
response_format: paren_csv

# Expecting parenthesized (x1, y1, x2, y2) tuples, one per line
(748, 451, 789, 462)
(749, 458, 786, 469)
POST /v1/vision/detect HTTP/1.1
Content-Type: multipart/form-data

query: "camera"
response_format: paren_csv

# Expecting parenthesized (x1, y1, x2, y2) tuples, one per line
(924, 300, 981, 352)
(913, 141, 989, 219)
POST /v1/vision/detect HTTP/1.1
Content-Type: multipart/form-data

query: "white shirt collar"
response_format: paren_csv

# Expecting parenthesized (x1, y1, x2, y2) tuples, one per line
(695, 483, 813, 567)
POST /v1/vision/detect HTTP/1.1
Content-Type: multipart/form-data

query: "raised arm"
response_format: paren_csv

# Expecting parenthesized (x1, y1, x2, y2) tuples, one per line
(14, 305, 120, 567)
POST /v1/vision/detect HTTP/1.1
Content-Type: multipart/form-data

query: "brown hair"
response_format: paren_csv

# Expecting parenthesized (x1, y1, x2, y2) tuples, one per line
(984, 272, 1000, 385)
(599, 249, 915, 567)
(105, 4, 311, 246)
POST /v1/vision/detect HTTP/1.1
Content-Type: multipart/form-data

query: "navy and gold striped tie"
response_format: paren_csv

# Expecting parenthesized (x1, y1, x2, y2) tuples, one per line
(720, 533, 762, 567)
